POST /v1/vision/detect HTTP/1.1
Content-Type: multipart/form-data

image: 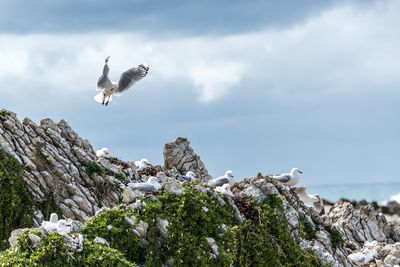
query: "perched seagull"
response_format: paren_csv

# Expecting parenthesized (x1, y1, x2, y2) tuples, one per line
(294, 186, 324, 215)
(128, 177, 161, 192)
(272, 168, 302, 189)
(134, 158, 152, 171)
(95, 56, 149, 106)
(185, 171, 196, 181)
(177, 171, 196, 182)
(215, 184, 234, 197)
(96, 147, 110, 158)
(41, 213, 71, 235)
(208, 170, 235, 187)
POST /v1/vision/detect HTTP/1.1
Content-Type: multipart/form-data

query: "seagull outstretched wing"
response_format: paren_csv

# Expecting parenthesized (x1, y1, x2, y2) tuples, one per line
(115, 65, 149, 95)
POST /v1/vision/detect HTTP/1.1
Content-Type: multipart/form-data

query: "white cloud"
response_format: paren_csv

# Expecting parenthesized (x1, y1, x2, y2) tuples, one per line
(0, 0, 400, 103)
(189, 62, 245, 103)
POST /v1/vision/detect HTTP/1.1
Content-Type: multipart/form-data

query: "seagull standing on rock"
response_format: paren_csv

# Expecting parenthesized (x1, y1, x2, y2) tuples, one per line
(128, 177, 161, 192)
(215, 184, 234, 197)
(95, 56, 149, 106)
(134, 158, 152, 171)
(95, 147, 110, 158)
(293, 186, 324, 215)
(208, 170, 235, 187)
(272, 168, 302, 189)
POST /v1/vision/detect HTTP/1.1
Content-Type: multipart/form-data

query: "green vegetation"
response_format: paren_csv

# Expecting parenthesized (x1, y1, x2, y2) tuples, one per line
(325, 226, 344, 249)
(84, 160, 129, 183)
(299, 217, 319, 241)
(0, 111, 10, 117)
(0, 230, 135, 266)
(0, 181, 325, 266)
(83, 185, 323, 266)
(37, 193, 62, 221)
(81, 208, 145, 263)
(0, 149, 34, 250)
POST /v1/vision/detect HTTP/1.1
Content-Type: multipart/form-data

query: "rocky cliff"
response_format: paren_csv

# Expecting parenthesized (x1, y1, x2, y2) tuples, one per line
(0, 109, 399, 266)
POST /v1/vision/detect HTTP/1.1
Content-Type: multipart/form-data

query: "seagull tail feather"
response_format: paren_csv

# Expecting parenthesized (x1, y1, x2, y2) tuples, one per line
(94, 92, 104, 104)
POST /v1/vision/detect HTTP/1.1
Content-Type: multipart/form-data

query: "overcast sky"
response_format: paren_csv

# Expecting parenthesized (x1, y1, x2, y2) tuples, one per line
(1, 0, 399, 185)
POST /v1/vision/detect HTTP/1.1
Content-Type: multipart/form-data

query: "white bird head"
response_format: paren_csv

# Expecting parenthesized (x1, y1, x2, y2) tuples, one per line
(186, 171, 196, 179)
(291, 168, 303, 175)
(49, 213, 59, 223)
(225, 170, 234, 178)
(221, 184, 231, 190)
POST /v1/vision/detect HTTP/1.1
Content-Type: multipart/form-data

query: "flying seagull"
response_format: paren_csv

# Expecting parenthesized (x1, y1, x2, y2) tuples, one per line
(272, 168, 302, 189)
(293, 186, 324, 215)
(94, 56, 149, 106)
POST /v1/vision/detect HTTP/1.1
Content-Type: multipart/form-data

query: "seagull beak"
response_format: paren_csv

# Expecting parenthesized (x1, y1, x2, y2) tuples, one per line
(299, 170, 303, 174)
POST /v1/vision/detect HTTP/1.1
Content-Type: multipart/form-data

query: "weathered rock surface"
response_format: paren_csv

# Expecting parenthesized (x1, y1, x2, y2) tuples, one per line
(1, 109, 399, 266)
(0, 110, 127, 224)
(163, 137, 212, 184)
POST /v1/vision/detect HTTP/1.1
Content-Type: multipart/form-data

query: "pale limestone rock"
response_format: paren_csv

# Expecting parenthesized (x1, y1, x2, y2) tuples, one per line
(241, 184, 266, 203)
(163, 137, 212, 183)
(156, 217, 169, 239)
(28, 233, 42, 248)
(134, 220, 149, 239)
(94, 236, 109, 246)
(206, 237, 219, 256)
(129, 199, 147, 211)
(8, 228, 28, 247)
(122, 187, 144, 204)
(124, 215, 136, 226)
(164, 180, 185, 195)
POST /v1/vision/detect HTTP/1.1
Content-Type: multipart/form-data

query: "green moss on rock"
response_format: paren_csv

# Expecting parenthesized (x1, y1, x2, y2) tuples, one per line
(325, 226, 344, 249)
(83, 185, 323, 266)
(1, 182, 325, 265)
(299, 217, 319, 241)
(0, 149, 34, 250)
(81, 208, 145, 263)
(0, 230, 135, 266)
(0, 111, 10, 117)
(84, 160, 129, 184)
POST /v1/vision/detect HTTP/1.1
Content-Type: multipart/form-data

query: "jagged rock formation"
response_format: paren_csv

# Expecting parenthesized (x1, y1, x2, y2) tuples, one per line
(1, 109, 400, 266)
(163, 137, 212, 184)
(0, 110, 124, 224)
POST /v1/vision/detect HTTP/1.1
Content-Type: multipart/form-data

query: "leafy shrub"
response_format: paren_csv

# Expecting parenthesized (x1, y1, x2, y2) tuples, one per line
(0, 149, 34, 250)
(325, 226, 344, 249)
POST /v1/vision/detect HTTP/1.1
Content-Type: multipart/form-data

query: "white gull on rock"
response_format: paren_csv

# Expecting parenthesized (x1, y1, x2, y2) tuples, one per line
(185, 171, 196, 181)
(134, 158, 152, 171)
(128, 177, 161, 192)
(272, 168, 302, 188)
(95, 147, 110, 158)
(41, 213, 71, 235)
(177, 171, 196, 182)
(208, 170, 234, 187)
(215, 184, 234, 197)
(293, 186, 324, 215)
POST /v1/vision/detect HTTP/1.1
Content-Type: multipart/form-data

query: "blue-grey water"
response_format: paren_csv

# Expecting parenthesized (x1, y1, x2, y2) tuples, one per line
(306, 182, 400, 205)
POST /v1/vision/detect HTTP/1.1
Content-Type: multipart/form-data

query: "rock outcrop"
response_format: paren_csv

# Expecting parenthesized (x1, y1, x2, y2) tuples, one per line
(0, 110, 124, 224)
(1, 109, 400, 266)
(163, 137, 212, 184)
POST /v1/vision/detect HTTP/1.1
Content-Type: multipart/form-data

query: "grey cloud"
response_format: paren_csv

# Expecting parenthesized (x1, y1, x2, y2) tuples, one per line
(0, 0, 373, 35)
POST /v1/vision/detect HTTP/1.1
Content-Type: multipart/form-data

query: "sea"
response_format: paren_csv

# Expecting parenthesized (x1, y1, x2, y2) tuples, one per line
(306, 182, 400, 205)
